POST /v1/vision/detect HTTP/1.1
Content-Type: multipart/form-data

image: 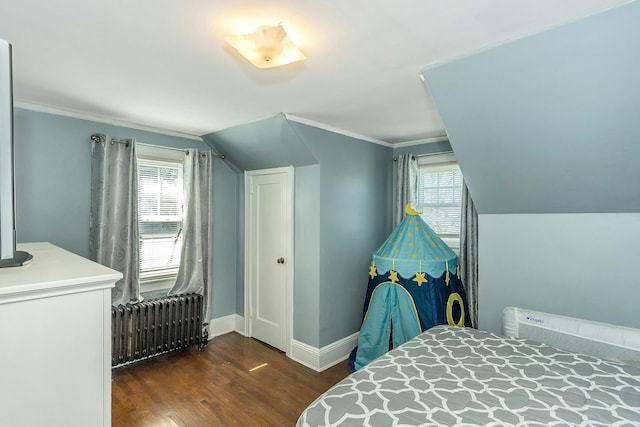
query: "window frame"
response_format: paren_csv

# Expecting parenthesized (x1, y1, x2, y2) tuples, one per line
(415, 152, 463, 252)
(136, 143, 186, 295)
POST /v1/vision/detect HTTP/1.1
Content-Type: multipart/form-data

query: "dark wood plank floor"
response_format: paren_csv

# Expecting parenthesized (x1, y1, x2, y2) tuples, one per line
(112, 332, 350, 427)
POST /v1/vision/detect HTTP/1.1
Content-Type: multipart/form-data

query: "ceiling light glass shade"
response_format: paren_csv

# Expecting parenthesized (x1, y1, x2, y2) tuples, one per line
(224, 24, 306, 69)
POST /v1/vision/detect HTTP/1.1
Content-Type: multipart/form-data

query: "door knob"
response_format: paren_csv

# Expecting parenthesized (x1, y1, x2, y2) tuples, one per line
(277, 257, 285, 264)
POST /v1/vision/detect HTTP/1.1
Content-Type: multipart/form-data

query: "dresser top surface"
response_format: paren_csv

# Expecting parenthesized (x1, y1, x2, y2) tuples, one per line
(0, 242, 121, 297)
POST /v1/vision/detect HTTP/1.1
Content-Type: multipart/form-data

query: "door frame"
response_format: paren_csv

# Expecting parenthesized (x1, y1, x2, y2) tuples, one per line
(243, 166, 294, 356)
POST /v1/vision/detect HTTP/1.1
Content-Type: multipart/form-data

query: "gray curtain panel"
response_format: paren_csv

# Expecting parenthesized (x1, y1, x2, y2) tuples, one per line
(89, 134, 140, 306)
(460, 180, 478, 328)
(169, 149, 213, 333)
(393, 153, 418, 226)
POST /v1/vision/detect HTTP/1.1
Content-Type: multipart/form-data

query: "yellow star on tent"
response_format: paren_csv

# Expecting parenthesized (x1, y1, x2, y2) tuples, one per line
(369, 265, 377, 279)
(413, 272, 427, 287)
(388, 270, 399, 284)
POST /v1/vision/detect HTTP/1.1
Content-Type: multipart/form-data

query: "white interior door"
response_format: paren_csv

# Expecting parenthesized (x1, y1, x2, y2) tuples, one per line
(245, 167, 293, 353)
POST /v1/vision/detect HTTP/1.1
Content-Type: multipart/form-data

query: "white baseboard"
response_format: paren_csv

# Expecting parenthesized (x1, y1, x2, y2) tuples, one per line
(318, 332, 358, 371)
(290, 332, 358, 372)
(209, 314, 245, 339)
(210, 315, 357, 372)
(234, 315, 246, 336)
(289, 340, 320, 370)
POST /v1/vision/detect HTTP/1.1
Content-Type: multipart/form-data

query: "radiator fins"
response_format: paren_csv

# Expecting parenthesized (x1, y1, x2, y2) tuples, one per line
(111, 293, 205, 367)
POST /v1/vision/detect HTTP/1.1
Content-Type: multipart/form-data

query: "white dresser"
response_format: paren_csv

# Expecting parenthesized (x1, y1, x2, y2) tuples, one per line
(0, 242, 121, 427)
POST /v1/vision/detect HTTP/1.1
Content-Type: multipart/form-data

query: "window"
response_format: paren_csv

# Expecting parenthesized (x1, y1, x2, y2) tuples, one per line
(415, 153, 463, 251)
(136, 144, 185, 295)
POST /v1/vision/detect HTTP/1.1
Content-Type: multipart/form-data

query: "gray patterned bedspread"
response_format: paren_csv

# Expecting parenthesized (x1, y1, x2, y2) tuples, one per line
(297, 325, 640, 426)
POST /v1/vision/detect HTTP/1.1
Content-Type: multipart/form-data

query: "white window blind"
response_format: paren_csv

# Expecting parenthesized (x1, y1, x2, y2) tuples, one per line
(415, 156, 463, 250)
(137, 157, 184, 281)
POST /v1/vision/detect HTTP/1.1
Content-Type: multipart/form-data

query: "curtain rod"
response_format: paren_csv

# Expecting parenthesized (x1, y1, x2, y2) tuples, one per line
(89, 134, 225, 159)
(393, 155, 415, 162)
(393, 150, 453, 161)
(90, 134, 130, 146)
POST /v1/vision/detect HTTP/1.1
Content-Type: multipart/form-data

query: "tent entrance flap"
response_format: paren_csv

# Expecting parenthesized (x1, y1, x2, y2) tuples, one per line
(354, 283, 421, 370)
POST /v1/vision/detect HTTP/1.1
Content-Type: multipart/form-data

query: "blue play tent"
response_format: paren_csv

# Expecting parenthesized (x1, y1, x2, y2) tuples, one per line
(350, 204, 471, 371)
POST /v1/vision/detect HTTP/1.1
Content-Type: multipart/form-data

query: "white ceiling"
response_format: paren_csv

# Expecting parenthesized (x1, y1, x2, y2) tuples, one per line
(0, 0, 632, 143)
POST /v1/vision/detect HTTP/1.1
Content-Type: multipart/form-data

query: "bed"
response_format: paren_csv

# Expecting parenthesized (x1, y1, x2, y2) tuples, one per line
(297, 308, 640, 426)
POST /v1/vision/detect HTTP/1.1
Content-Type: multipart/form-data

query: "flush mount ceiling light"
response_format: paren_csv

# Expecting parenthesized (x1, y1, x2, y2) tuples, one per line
(224, 24, 306, 69)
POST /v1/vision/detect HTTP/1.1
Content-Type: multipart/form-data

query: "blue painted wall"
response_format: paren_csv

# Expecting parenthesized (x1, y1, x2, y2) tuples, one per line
(235, 173, 245, 316)
(203, 114, 392, 347)
(422, 1, 640, 215)
(290, 122, 392, 347)
(293, 164, 321, 346)
(479, 213, 640, 333)
(13, 108, 237, 318)
(203, 113, 317, 172)
(421, 2, 640, 332)
(210, 156, 240, 318)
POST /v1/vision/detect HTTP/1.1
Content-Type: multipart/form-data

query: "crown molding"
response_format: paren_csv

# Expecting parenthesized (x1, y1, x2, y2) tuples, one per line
(14, 101, 203, 141)
(392, 136, 449, 148)
(284, 114, 392, 147)
(14, 103, 446, 147)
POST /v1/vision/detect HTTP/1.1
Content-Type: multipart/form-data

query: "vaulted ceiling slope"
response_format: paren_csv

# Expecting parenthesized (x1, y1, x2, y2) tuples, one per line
(202, 113, 318, 172)
(0, 1, 633, 144)
(422, 1, 640, 214)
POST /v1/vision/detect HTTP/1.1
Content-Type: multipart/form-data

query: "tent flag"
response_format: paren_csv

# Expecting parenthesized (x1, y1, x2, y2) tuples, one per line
(349, 203, 471, 372)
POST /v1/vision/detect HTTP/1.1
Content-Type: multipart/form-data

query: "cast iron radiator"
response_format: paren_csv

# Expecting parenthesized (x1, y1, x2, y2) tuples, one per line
(111, 293, 207, 367)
